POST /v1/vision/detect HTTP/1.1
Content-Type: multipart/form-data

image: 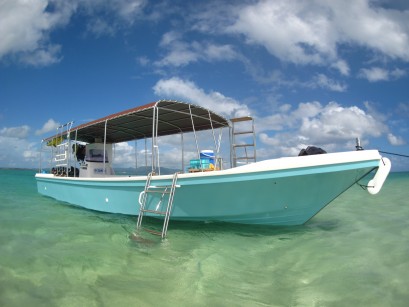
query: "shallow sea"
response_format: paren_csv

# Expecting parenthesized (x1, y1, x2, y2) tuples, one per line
(0, 169, 408, 306)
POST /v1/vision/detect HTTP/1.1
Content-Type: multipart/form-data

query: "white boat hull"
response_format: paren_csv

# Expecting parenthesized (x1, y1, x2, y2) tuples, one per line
(35, 150, 388, 226)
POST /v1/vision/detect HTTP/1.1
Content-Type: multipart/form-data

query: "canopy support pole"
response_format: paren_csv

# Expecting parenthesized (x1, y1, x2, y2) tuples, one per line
(208, 110, 217, 152)
(189, 105, 200, 161)
(151, 107, 156, 174)
(144, 137, 148, 174)
(103, 119, 108, 176)
(151, 106, 160, 174)
(181, 132, 184, 173)
(135, 139, 137, 173)
(74, 129, 78, 177)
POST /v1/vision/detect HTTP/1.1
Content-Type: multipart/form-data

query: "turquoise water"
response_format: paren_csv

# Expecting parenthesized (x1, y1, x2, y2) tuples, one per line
(1, 169, 408, 306)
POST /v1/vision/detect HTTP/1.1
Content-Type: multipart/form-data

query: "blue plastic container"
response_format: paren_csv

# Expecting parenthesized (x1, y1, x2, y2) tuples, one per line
(190, 159, 200, 169)
(200, 150, 215, 165)
(200, 158, 211, 169)
(189, 158, 212, 170)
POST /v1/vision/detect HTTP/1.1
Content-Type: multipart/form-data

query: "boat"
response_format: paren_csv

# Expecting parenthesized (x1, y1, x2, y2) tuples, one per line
(35, 100, 391, 237)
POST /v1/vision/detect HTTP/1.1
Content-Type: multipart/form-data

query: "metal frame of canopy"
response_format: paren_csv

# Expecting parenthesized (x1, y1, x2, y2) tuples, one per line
(40, 100, 231, 175)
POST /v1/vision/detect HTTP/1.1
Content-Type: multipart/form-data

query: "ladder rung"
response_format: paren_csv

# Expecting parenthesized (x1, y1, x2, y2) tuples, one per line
(142, 228, 163, 236)
(233, 143, 254, 147)
(230, 116, 253, 122)
(233, 131, 254, 135)
(146, 189, 171, 194)
(141, 209, 167, 215)
(235, 156, 256, 160)
(148, 185, 171, 189)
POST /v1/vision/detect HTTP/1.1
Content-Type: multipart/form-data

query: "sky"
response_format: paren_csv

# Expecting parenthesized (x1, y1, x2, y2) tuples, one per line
(1, 0, 409, 171)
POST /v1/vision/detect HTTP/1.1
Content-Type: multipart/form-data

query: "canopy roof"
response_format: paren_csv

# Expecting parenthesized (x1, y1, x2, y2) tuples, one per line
(44, 100, 230, 144)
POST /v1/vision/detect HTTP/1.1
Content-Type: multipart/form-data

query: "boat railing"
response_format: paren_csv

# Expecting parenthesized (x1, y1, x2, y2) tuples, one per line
(39, 121, 74, 176)
(54, 143, 68, 163)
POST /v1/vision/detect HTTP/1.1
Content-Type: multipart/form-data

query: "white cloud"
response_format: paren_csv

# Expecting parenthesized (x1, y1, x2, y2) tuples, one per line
(85, 18, 116, 37)
(36, 119, 60, 135)
(159, 31, 180, 46)
(155, 42, 199, 67)
(0, 131, 38, 168)
(358, 67, 389, 82)
(136, 56, 150, 66)
(0, 0, 48, 56)
(257, 101, 390, 157)
(397, 103, 409, 118)
(0, 125, 30, 139)
(256, 113, 288, 131)
(153, 77, 250, 118)
(203, 44, 237, 61)
(0, 0, 146, 65)
(154, 78, 395, 158)
(155, 31, 238, 67)
(23, 148, 39, 160)
(387, 133, 406, 146)
(78, 0, 146, 21)
(292, 101, 322, 120)
(0, 0, 75, 66)
(330, 1, 409, 61)
(20, 44, 62, 66)
(298, 102, 386, 143)
(227, 1, 337, 65)
(112, 142, 137, 166)
(82, 0, 147, 36)
(208, 0, 409, 69)
(310, 74, 347, 92)
(115, 0, 146, 21)
(2, 0, 409, 71)
(331, 59, 350, 76)
(390, 68, 407, 79)
(362, 101, 387, 122)
(358, 67, 407, 82)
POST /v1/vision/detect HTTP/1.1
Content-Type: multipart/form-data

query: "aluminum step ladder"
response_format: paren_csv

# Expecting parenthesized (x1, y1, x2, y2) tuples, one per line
(231, 116, 256, 167)
(136, 172, 179, 239)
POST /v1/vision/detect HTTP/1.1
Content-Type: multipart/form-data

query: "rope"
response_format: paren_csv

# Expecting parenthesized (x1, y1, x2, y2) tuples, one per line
(379, 151, 409, 158)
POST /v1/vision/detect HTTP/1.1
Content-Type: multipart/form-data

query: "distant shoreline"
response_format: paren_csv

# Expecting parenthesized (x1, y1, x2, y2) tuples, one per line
(0, 167, 37, 171)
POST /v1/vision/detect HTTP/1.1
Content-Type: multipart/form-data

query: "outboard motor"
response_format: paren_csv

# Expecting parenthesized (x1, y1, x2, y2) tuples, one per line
(298, 146, 327, 156)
